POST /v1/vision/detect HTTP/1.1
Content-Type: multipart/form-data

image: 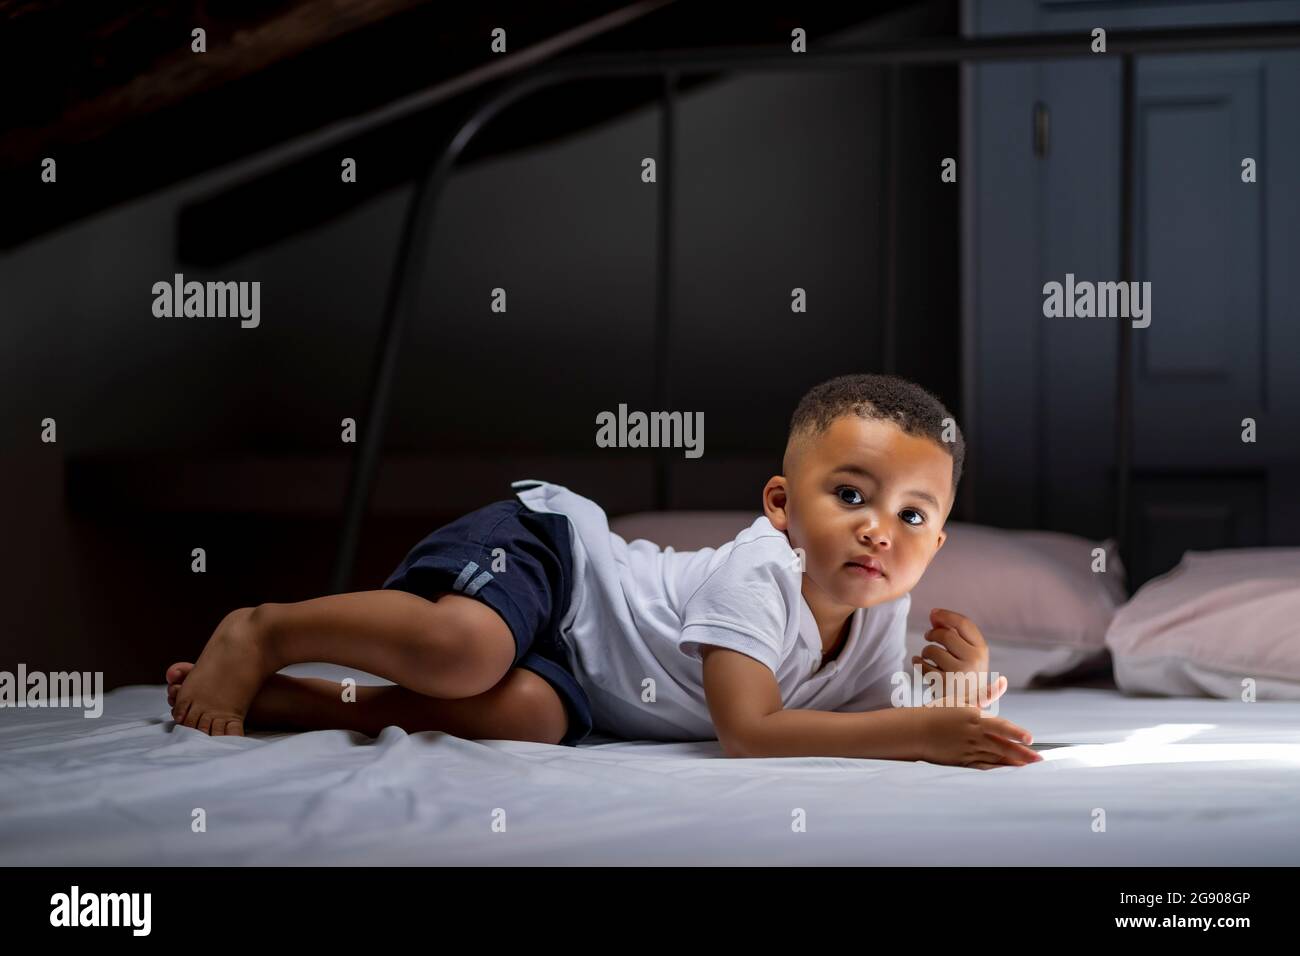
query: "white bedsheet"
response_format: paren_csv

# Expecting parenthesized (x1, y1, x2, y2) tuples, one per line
(2, 673, 1299, 865)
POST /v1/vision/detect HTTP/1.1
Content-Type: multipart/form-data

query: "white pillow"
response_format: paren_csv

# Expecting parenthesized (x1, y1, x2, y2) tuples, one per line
(1106, 548, 1300, 700)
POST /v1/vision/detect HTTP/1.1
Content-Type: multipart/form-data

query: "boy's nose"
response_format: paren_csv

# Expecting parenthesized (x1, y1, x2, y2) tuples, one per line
(858, 528, 889, 549)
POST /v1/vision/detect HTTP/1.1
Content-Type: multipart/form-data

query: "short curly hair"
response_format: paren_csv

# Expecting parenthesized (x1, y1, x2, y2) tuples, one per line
(785, 373, 965, 499)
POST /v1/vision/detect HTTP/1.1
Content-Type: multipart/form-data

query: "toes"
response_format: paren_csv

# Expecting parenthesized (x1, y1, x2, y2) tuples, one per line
(167, 685, 178, 706)
(205, 715, 245, 737)
(166, 662, 194, 685)
(171, 700, 244, 738)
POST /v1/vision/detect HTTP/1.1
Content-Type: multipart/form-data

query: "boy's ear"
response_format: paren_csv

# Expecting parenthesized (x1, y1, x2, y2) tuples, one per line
(762, 475, 791, 531)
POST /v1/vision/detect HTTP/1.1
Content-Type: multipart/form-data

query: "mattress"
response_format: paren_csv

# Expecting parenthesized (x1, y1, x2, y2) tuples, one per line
(2, 670, 1299, 865)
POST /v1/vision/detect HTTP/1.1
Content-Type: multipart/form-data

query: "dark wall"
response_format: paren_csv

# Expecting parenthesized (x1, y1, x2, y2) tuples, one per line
(0, 4, 960, 687)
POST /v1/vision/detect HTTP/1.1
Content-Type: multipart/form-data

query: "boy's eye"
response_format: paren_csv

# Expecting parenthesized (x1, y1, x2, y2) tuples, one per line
(836, 488, 927, 526)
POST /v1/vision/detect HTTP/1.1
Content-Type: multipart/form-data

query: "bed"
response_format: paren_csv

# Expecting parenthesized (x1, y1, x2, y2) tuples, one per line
(8, 14, 1300, 874)
(3, 662, 1299, 866)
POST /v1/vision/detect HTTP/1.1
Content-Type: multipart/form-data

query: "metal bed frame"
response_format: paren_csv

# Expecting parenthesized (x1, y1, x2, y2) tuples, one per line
(330, 21, 1300, 594)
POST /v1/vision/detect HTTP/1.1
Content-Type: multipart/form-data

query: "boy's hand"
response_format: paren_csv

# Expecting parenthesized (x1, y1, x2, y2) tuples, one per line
(916, 704, 1042, 769)
(912, 607, 1007, 707)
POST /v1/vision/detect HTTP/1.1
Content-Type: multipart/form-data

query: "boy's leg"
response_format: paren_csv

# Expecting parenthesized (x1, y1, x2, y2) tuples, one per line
(171, 589, 518, 735)
(262, 590, 517, 699)
(243, 666, 569, 744)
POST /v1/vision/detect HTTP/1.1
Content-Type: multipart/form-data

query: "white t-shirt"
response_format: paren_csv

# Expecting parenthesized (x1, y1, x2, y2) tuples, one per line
(512, 479, 911, 742)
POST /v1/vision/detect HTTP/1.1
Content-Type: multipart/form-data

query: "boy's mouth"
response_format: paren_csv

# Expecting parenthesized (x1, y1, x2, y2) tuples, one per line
(845, 558, 885, 579)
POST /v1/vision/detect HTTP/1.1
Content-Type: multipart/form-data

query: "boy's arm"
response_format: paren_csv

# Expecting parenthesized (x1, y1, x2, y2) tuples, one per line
(701, 645, 925, 760)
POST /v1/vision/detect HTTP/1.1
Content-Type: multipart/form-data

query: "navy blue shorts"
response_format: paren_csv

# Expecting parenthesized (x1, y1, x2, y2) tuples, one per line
(381, 498, 593, 746)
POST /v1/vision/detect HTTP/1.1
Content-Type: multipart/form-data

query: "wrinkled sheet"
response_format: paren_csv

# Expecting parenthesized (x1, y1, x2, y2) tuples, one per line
(2, 676, 1299, 865)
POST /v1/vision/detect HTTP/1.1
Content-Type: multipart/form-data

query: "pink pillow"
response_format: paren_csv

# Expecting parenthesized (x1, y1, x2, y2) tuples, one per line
(1106, 548, 1300, 699)
(907, 522, 1126, 646)
(903, 522, 1124, 687)
(609, 512, 756, 552)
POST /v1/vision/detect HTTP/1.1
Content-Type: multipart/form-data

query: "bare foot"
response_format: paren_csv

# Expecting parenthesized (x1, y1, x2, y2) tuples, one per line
(169, 607, 279, 736)
(168, 661, 306, 733)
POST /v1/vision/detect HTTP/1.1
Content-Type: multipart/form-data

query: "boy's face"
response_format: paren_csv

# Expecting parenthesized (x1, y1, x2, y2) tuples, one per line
(763, 414, 952, 612)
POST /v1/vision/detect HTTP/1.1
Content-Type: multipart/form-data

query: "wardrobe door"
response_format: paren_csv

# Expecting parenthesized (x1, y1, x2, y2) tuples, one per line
(967, 58, 1121, 541)
(1127, 51, 1300, 581)
(966, 0, 1300, 587)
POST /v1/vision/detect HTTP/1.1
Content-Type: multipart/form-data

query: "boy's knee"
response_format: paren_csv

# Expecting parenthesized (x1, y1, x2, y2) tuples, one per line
(408, 594, 515, 697)
(501, 669, 569, 745)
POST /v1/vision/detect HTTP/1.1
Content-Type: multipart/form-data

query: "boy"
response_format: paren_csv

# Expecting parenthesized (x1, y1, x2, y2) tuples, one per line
(166, 373, 1041, 769)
